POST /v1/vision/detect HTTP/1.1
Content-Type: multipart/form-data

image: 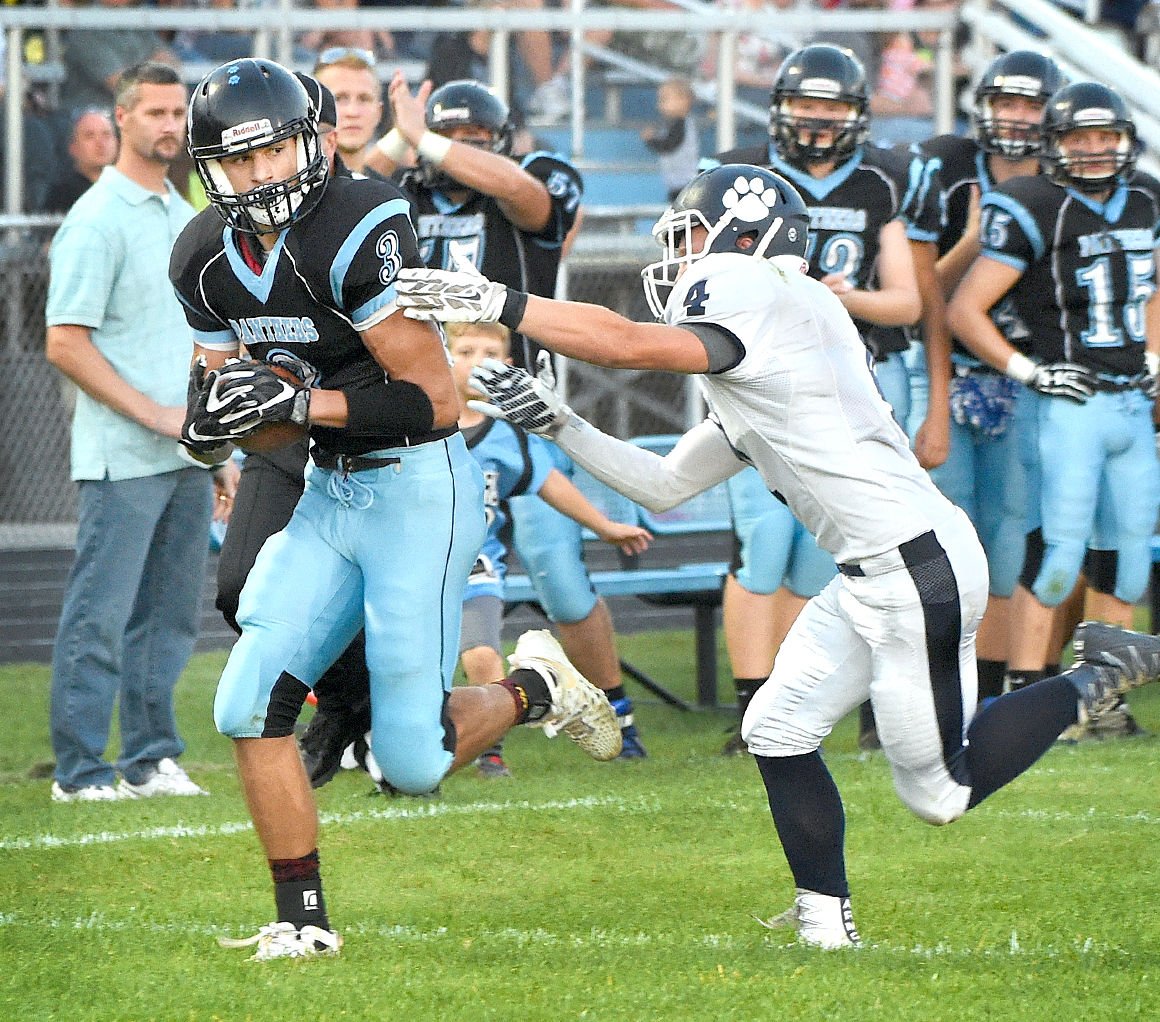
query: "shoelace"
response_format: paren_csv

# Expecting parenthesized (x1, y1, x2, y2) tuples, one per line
(326, 471, 374, 510)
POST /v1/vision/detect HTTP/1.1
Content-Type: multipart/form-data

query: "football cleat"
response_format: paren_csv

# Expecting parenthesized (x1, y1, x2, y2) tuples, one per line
(1069, 622, 1160, 722)
(508, 630, 622, 760)
(721, 727, 749, 757)
(476, 752, 513, 778)
(757, 889, 861, 949)
(218, 921, 342, 961)
(611, 697, 647, 759)
(116, 758, 207, 798)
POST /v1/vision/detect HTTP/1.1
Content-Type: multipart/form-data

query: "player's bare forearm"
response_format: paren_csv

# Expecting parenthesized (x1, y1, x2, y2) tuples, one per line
(841, 285, 921, 327)
(518, 295, 710, 373)
(537, 470, 650, 554)
(945, 299, 1014, 372)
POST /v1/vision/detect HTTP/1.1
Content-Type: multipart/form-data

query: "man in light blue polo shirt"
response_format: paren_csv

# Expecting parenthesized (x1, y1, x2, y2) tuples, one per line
(45, 61, 229, 803)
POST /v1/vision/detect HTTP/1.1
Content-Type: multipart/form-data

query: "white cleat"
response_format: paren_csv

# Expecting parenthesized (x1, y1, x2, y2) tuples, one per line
(116, 757, 208, 798)
(757, 889, 862, 949)
(218, 921, 342, 961)
(508, 629, 622, 761)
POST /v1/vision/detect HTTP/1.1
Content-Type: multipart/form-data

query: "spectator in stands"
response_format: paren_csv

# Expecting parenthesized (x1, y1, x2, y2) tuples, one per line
(313, 48, 386, 175)
(41, 109, 118, 214)
(166, 0, 254, 66)
(44, 62, 233, 804)
(641, 77, 700, 201)
(700, 0, 805, 110)
(0, 35, 61, 212)
(59, 0, 177, 115)
(299, 0, 397, 63)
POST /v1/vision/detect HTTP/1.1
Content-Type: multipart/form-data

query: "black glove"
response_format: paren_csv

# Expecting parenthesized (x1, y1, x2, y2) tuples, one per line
(209, 358, 312, 430)
(181, 357, 243, 456)
(1026, 362, 1096, 404)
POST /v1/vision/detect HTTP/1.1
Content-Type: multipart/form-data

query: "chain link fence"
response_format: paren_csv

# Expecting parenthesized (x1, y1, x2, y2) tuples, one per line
(0, 221, 693, 547)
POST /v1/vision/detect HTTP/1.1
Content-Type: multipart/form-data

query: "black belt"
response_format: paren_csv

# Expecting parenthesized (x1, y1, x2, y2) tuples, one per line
(1090, 375, 1138, 393)
(313, 450, 401, 474)
(838, 529, 942, 578)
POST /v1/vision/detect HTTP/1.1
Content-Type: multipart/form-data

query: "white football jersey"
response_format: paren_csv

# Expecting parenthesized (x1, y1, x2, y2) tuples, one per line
(666, 252, 956, 564)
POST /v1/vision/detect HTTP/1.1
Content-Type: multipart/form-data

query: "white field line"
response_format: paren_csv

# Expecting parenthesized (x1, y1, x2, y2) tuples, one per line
(3, 793, 1156, 855)
(0, 794, 656, 852)
(0, 911, 1134, 960)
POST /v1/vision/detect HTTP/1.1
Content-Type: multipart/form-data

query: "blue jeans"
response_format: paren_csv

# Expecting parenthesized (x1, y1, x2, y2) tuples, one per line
(51, 468, 213, 789)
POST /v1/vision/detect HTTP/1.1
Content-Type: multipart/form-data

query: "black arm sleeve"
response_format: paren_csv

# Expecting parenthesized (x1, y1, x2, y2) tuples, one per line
(685, 322, 746, 373)
(643, 118, 686, 155)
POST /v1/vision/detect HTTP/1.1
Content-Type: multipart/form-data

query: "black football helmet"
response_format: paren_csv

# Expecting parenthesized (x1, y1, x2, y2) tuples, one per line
(1042, 81, 1137, 193)
(769, 44, 869, 166)
(642, 164, 811, 319)
(417, 79, 514, 190)
(188, 58, 329, 234)
(972, 50, 1066, 159)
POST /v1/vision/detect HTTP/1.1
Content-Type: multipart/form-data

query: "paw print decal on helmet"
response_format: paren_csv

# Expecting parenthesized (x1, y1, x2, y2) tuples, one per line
(722, 174, 781, 224)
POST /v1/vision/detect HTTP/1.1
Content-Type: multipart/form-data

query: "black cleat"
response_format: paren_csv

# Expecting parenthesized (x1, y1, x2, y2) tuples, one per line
(1069, 623, 1160, 722)
(298, 695, 372, 789)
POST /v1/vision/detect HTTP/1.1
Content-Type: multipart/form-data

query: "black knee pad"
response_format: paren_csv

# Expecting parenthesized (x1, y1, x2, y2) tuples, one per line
(1083, 548, 1118, 596)
(1018, 527, 1045, 592)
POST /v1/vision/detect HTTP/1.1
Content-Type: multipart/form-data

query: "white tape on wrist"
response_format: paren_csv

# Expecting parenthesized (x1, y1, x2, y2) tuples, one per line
(375, 128, 410, 163)
(1005, 352, 1037, 384)
(1146, 351, 1159, 377)
(417, 130, 453, 165)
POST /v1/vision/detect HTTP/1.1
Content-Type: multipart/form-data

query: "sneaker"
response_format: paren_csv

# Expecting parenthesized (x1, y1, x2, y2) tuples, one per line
(476, 752, 513, 778)
(117, 758, 207, 798)
(50, 781, 124, 803)
(611, 697, 647, 759)
(527, 75, 570, 123)
(757, 889, 861, 949)
(299, 695, 372, 789)
(721, 727, 749, 757)
(1069, 622, 1160, 721)
(508, 629, 622, 761)
(218, 921, 342, 961)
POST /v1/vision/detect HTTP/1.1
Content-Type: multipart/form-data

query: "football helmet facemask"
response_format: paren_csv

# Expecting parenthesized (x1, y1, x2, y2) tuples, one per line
(1042, 81, 1137, 194)
(416, 79, 515, 190)
(642, 164, 810, 319)
(972, 50, 1066, 159)
(769, 44, 869, 166)
(188, 58, 329, 234)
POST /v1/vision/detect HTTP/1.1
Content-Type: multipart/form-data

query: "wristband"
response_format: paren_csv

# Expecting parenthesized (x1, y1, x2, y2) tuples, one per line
(375, 128, 410, 163)
(1146, 351, 1159, 377)
(498, 289, 529, 330)
(1005, 352, 1037, 384)
(417, 130, 453, 165)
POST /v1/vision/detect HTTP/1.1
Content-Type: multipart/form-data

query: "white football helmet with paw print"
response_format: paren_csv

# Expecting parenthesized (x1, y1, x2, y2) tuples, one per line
(642, 164, 811, 319)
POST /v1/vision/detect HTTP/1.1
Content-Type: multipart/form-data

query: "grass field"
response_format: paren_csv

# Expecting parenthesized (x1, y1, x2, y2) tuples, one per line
(4, 629, 1159, 1022)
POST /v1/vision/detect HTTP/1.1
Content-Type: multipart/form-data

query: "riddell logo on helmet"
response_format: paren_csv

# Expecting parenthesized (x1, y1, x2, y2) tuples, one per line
(221, 118, 274, 147)
(799, 78, 841, 96)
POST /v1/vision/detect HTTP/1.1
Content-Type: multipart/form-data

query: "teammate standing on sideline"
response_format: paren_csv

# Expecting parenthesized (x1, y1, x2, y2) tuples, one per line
(396, 162, 1160, 948)
(319, 74, 650, 758)
(45, 62, 228, 803)
(709, 44, 928, 751)
(947, 81, 1160, 699)
(174, 59, 619, 960)
(312, 48, 385, 176)
(919, 51, 1067, 705)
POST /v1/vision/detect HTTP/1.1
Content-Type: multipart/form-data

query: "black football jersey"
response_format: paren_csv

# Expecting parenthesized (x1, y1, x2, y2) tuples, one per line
(715, 141, 940, 357)
(170, 174, 427, 456)
(395, 150, 583, 369)
(979, 172, 1160, 375)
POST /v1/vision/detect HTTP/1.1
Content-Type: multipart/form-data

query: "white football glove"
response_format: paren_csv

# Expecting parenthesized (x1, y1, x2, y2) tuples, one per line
(1025, 362, 1096, 404)
(396, 268, 510, 323)
(466, 352, 572, 436)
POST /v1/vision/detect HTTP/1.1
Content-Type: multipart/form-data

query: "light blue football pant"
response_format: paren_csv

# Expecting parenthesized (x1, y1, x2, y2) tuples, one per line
(509, 444, 599, 624)
(726, 466, 837, 597)
(1033, 389, 1159, 607)
(215, 433, 486, 795)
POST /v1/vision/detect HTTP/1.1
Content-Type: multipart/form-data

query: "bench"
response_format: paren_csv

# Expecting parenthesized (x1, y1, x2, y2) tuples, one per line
(503, 434, 732, 709)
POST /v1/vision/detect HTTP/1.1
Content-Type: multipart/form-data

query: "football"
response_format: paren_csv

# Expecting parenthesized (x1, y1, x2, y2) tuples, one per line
(234, 363, 310, 453)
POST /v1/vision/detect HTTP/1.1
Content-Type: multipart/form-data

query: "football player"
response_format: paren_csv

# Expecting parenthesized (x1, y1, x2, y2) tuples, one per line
(395, 163, 1160, 948)
(708, 44, 930, 751)
(174, 58, 621, 960)
(920, 50, 1066, 704)
(947, 81, 1160, 702)
(377, 75, 648, 757)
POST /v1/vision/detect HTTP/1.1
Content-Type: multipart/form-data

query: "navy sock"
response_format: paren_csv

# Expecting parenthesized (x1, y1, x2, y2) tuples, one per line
(977, 658, 1006, 701)
(965, 676, 1078, 809)
(733, 677, 765, 721)
(270, 849, 329, 931)
(754, 752, 848, 897)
